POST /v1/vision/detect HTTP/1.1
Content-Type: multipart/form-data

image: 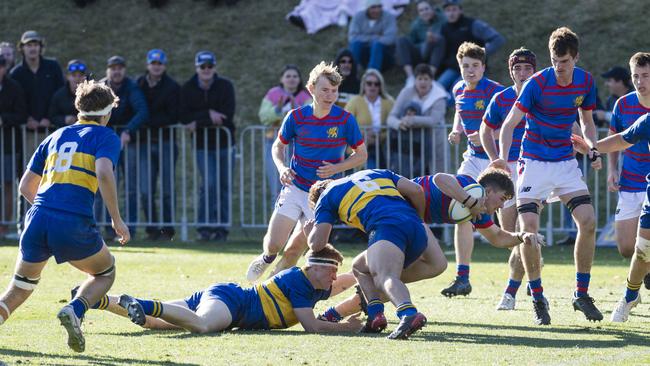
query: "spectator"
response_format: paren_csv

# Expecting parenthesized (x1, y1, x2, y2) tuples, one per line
(0, 42, 15, 71)
(387, 63, 447, 177)
(0, 55, 27, 238)
(96, 55, 149, 239)
(180, 51, 235, 242)
(136, 49, 180, 241)
(396, 0, 445, 86)
(437, 0, 505, 92)
(348, 0, 398, 71)
(49, 59, 87, 128)
(595, 66, 634, 125)
(258, 64, 311, 200)
(344, 68, 394, 168)
(334, 49, 360, 107)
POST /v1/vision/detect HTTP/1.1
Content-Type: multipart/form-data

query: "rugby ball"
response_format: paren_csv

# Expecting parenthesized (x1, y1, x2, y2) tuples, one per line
(448, 184, 485, 224)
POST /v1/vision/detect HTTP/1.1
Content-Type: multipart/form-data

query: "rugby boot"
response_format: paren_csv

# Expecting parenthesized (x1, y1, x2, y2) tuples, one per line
(387, 312, 427, 340)
(496, 293, 516, 311)
(246, 254, 271, 283)
(441, 278, 472, 297)
(572, 294, 603, 322)
(118, 294, 147, 326)
(644, 273, 650, 290)
(611, 294, 641, 323)
(359, 312, 387, 333)
(57, 305, 85, 353)
(532, 297, 551, 325)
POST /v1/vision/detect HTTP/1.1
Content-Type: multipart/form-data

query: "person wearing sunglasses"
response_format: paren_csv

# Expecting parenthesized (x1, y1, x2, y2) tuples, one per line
(180, 51, 236, 242)
(334, 49, 360, 107)
(49, 59, 88, 128)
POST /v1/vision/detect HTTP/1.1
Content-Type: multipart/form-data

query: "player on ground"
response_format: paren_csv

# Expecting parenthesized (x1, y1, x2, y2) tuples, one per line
(603, 53, 650, 290)
(491, 27, 603, 325)
(0, 80, 130, 352)
(246, 62, 367, 282)
(479, 48, 537, 310)
(445, 41, 504, 297)
(95, 245, 362, 333)
(306, 169, 448, 339)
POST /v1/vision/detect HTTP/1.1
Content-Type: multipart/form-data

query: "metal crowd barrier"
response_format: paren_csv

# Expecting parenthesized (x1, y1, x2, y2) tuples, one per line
(0, 124, 621, 244)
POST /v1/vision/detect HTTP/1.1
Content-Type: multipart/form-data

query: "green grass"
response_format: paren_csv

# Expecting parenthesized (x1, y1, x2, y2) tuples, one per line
(1, 239, 649, 365)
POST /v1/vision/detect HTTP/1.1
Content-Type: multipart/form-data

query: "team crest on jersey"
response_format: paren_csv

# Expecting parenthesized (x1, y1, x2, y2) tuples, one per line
(327, 127, 338, 138)
(574, 95, 584, 107)
(474, 100, 485, 110)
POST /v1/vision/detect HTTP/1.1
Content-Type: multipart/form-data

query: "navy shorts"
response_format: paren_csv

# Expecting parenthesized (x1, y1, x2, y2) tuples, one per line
(20, 206, 104, 264)
(368, 217, 428, 268)
(184, 283, 245, 329)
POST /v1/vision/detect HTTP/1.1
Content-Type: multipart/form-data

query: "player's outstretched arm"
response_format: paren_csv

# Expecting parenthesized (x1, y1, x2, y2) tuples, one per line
(18, 171, 41, 204)
(96, 158, 130, 245)
(478, 225, 545, 248)
(294, 308, 363, 333)
(396, 177, 426, 219)
(597, 133, 633, 154)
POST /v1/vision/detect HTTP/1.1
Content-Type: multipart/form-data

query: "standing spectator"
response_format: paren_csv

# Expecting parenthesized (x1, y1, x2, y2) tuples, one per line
(136, 49, 180, 241)
(396, 0, 446, 86)
(594, 66, 634, 125)
(348, 0, 398, 71)
(180, 51, 235, 241)
(258, 64, 311, 200)
(49, 59, 87, 128)
(0, 55, 27, 238)
(387, 63, 447, 177)
(96, 55, 149, 239)
(334, 49, 359, 107)
(0, 42, 16, 71)
(437, 0, 505, 92)
(345, 68, 393, 168)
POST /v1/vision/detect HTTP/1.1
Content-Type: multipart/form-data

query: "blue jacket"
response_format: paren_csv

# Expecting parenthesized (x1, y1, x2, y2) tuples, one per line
(101, 76, 149, 135)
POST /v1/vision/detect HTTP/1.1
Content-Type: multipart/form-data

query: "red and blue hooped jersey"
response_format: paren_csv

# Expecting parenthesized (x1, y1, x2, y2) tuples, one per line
(515, 67, 596, 162)
(610, 92, 650, 192)
(621, 113, 650, 185)
(483, 86, 525, 162)
(411, 174, 493, 228)
(278, 104, 364, 192)
(453, 77, 504, 159)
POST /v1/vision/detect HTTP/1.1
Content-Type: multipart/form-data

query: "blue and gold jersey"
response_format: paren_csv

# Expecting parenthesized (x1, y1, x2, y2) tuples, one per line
(27, 120, 121, 217)
(314, 169, 418, 232)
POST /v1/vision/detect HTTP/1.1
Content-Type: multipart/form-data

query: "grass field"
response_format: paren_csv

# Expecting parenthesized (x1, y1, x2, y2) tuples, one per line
(1, 238, 649, 366)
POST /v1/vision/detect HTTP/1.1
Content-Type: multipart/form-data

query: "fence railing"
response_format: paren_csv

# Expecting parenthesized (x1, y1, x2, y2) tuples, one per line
(0, 124, 617, 244)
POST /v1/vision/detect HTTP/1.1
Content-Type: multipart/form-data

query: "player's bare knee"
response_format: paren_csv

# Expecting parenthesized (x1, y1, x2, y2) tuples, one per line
(618, 245, 635, 259)
(575, 212, 596, 233)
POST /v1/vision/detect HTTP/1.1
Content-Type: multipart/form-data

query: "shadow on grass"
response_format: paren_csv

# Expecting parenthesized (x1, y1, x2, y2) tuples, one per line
(0, 347, 199, 365)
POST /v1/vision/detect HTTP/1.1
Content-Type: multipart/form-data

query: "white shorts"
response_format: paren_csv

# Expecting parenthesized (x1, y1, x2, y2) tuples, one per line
(457, 154, 518, 208)
(615, 191, 645, 221)
(274, 184, 314, 224)
(516, 158, 588, 202)
(504, 161, 518, 209)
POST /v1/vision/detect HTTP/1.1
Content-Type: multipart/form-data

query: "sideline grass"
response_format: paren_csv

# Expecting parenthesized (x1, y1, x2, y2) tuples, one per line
(1, 239, 649, 365)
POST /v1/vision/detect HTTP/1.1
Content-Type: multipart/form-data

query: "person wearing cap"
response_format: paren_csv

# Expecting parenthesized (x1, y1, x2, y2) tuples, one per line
(479, 47, 537, 311)
(595, 66, 634, 125)
(87, 244, 363, 334)
(0, 42, 16, 71)
(180, 50, 235, 242)
(135, 49, 180, 241)
(96, 55, 148, 240)
(437, 0, 505, 93)
(348, 0, 398, 71)
(49, 60, 88, 128)
(0, 54, 27, 239)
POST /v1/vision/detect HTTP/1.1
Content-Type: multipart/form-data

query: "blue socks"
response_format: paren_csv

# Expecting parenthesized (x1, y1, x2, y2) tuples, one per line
(625, 278, 641, 303)
(528, 278, 544, 301)
(457, 264, 470, 283)
(367, 298, 384, 320)
(136, 298, 164, 317)
(505, 279, 522, 298)
(396, 302, 417, 319)
(575, 272, 590, 298)
(69, 297, 89, 319)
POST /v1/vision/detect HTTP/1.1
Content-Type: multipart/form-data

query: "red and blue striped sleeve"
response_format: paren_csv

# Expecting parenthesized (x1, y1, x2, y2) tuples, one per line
(580, 73, 597, 110)
(345, 114, 364, 149)
(515, 77, 540, 114)
(482, 93, 501, 130)
(278, 111, 296, 145)
(610, 99, 623, 133)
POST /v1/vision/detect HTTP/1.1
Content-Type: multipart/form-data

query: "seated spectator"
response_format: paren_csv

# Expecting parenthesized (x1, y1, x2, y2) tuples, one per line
(344, 68, 393, 168)
(348, 0, 398, 71)
(0, 42, 15, 71)
(180, 51, 235, 242)
(595, 66, 633, 125)
(396, 0, 445, 86)
(437, 0, 505, 92)
(387, 64, 447, 177)
(258, 64, 311, 200)
(49, 59, 87, 128)
(335, 49, 360, 107)
(136, 49, 181, 241)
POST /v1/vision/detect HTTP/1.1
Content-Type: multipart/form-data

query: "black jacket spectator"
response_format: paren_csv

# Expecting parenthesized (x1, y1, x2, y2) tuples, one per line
(48, 82, 77, 128)
(136, 72, 180, 141)
(439, 15, 504, 73)
(10, 56, 64, 121)
(0, 76, 27, 152)
(180, 73, 235, 149)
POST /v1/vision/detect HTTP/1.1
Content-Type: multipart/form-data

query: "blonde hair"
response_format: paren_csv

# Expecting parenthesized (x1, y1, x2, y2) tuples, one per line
(307, 61, 342, 88)
(360, 68, 392, 100)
